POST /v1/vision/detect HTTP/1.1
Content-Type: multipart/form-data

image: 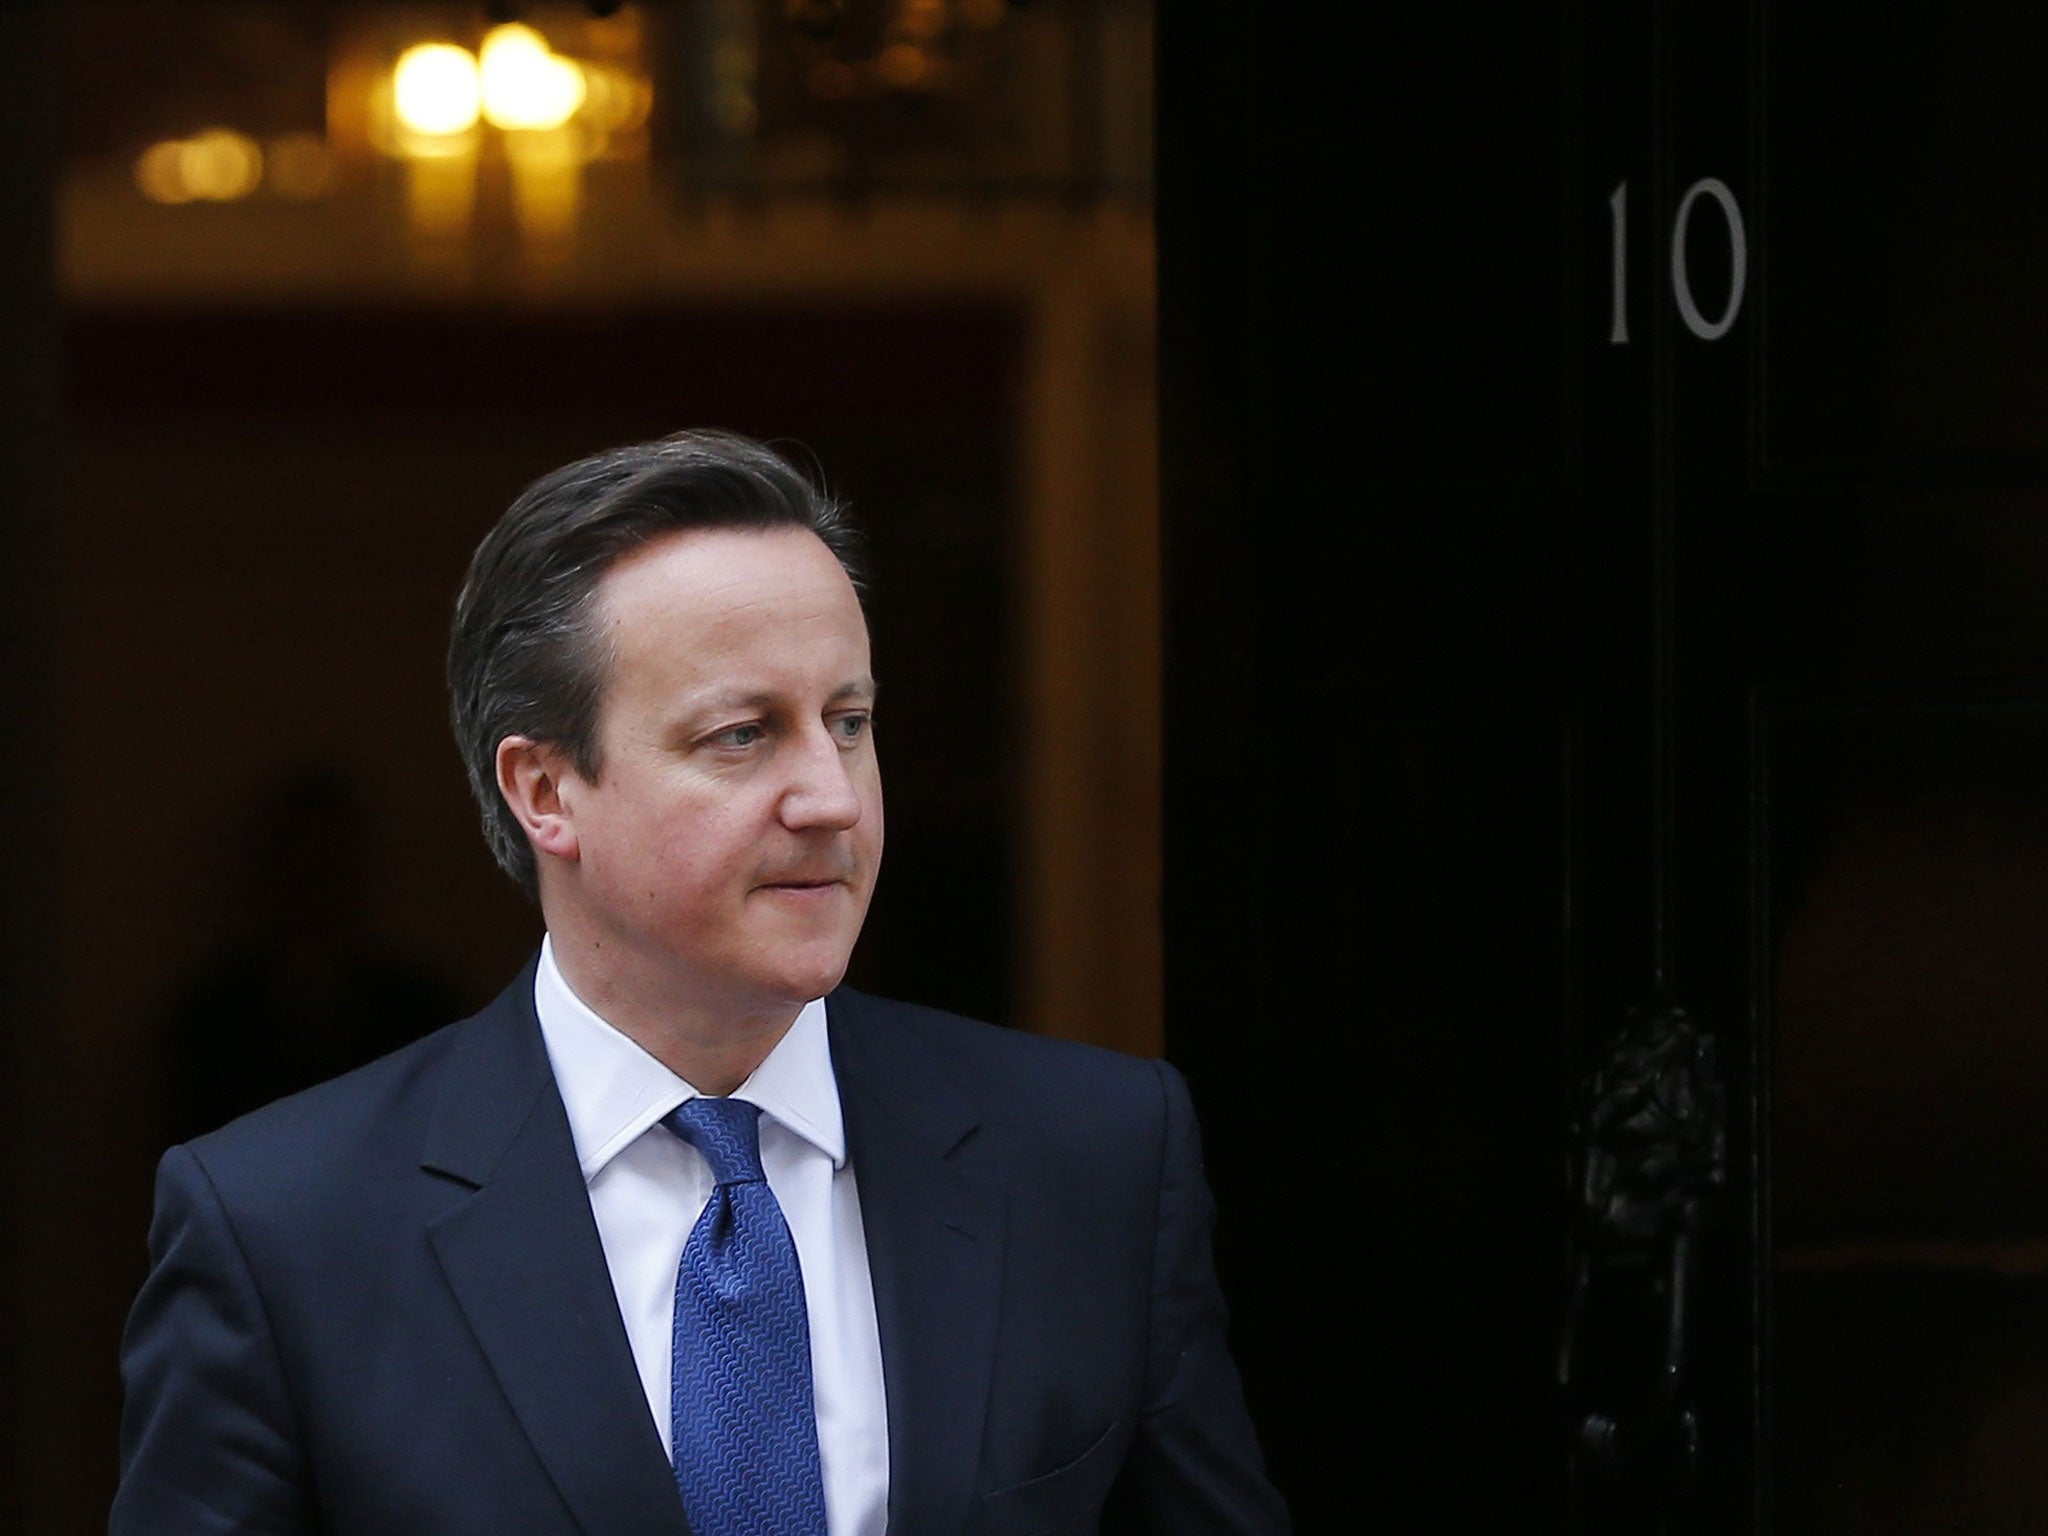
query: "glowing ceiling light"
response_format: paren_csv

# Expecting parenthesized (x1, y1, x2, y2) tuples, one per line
(479, 24, 586, 132)
(580, 63, 653, 132)
(135, 129, 263, 203)
(394, 43, 482, 136)
(135, 140, 194, 203)
(180, 128, 264, 200)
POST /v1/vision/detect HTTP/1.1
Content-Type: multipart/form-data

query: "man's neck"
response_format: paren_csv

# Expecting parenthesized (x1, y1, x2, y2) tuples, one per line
(543, 931, 801, 1096)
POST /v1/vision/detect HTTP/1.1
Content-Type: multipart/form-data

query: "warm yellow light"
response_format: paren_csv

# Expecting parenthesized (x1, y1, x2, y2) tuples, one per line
(505, 127, 581, 246)
(479, 24, 586, 132)
(134, 140, 194, 203)
(136, 129, 263, 203)
(405, 153, 477, 245)
(180, 128, 263, 200)
(394, 43, 481, 135)
(579, 63, 652, 132)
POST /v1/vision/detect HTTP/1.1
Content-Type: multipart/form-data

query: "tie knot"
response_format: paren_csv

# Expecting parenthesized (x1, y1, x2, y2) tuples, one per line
(664, 1097, 767, 1185)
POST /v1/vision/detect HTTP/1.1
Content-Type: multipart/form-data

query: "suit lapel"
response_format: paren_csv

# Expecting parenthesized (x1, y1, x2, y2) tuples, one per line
(421, 974, 688, 1536)
(829, 990, 1006, 1536)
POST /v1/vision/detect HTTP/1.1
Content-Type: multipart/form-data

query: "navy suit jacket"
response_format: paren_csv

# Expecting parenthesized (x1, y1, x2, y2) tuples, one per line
(113, 967, 1289, 1535)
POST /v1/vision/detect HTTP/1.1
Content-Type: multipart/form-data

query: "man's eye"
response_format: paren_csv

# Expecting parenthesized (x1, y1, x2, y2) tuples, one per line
(831, 712, 871, 744)
(709, 723, 765, 748)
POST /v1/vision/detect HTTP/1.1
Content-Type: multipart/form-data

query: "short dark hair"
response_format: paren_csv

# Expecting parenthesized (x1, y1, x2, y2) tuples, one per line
(448, 429, 861, 894)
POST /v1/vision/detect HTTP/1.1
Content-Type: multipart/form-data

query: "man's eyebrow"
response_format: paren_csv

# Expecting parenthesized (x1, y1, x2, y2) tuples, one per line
(687, 678, 877, 714)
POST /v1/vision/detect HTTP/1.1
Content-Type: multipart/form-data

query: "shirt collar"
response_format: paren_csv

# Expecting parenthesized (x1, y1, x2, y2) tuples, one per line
(533, 935, 845, 1183)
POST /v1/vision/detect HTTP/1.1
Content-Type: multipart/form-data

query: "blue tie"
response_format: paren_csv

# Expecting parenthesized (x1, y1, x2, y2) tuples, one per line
(664, 1097, 828, 1536)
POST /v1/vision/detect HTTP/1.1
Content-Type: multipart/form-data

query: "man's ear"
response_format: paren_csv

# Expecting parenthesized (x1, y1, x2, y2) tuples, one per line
(496, 736, 581, 864)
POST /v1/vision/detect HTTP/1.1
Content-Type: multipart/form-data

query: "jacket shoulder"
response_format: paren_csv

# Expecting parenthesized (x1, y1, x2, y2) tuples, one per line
(176, 981, 541, 1219)
(826, 986, 1180, 1131)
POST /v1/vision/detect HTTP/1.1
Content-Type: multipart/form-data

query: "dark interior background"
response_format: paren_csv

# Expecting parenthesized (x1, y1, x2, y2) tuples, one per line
(1160, 2, 2048, 1532)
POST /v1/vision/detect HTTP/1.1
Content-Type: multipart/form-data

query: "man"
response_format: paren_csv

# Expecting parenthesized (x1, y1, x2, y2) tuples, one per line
(113, 430, 1288, 1534)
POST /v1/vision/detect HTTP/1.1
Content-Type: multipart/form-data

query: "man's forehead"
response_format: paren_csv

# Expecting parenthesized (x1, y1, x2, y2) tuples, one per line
(591, 528, 872, 710)
(598, 526, 855, 614)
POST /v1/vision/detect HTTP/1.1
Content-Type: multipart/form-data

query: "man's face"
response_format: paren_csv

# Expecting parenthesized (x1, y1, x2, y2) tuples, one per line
(541, 524, 882, 1024)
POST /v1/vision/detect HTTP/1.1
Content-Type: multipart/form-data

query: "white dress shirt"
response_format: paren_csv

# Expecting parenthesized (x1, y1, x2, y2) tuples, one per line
(533, 937, 890, 1536)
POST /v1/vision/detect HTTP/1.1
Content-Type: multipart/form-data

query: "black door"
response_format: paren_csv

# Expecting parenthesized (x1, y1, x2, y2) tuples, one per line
(1159, 5, 2048, 1531)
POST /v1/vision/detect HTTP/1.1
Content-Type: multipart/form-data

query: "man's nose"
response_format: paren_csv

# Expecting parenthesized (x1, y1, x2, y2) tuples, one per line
(779, 726, 864, 830)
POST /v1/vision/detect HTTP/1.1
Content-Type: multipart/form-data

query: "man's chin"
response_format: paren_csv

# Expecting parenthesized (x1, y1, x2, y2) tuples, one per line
(757, 945, 857, 1007)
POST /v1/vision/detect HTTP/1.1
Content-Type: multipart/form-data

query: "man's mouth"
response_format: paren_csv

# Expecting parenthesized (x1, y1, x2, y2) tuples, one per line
(759, 873, 848, 891)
